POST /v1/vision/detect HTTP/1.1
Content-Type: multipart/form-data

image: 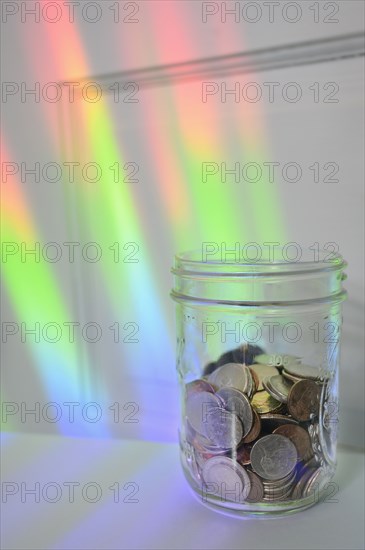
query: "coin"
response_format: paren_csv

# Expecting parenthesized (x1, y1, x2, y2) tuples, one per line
(186, 350, 334, 506)
(262, 374, 293, 403)
(282, 370, 302, 384)
(243, 408, 261, 443)
(186, 391, 223, 435)
(205, 408, 243, 449)
(216, 387, 253, 437)
(249, 367, 260, 393)
(202, 456, 251, 502)
(242, 365, 255, 397)
(193, 431, 230, 454)
(250, 364, 280, 391)
(262, 468, 296, 489)
(263, 472, 296, 501)
(303, 466, 328, 497)
(291, 465, 317, 500)
(251, 391, 282, 414)
(186, 379, 216, 397)
(208, 363, 251, 393)
(245, 470, 264, 503)
(283, 363, 328, 382)
(288, 379, 320, 421)
(273, 424, 314, 462)
(260, 414, 299, 433)
(251, 434, 297, 480)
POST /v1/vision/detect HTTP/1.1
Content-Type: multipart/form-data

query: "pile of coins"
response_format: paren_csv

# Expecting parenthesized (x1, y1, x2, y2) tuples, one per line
(182, 345, 332, 505)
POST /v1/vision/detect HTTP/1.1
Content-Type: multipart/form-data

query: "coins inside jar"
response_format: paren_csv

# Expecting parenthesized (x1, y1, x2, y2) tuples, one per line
(184, 347, 331, 505)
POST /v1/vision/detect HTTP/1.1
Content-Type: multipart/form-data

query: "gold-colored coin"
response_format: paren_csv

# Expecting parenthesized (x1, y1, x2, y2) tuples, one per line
(251, 391, 282, 414)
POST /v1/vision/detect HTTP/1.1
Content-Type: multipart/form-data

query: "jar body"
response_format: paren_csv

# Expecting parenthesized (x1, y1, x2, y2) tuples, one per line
(171, 251, 346, 515)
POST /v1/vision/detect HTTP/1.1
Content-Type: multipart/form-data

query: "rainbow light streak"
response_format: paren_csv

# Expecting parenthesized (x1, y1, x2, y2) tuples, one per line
(41, 13, 175, 442)
(1, 141, 104, 436)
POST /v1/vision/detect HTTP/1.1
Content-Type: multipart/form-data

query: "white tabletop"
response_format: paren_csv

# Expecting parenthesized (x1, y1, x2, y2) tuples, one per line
(1, 433, 364, 550)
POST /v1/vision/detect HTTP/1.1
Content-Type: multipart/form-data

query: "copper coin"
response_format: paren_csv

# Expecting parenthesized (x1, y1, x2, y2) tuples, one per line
(186, 379, 216, 397)
(243, 408, 261, 443)
(303, 466, 328, 497)
(245, 470, 264, 503)
(288, 380, 320, 421)
(250, 364, 280, 391)
(273, 424, 313, 462)
(251, 391, 282, 414)
(260, 414, 298, 433)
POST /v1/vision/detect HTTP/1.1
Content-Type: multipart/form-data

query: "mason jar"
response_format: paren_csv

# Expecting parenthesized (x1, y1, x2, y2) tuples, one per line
(171, 247, 347, 516)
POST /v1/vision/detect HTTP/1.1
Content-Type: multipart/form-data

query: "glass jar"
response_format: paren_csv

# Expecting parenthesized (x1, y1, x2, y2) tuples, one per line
(171, 247, 347, 516)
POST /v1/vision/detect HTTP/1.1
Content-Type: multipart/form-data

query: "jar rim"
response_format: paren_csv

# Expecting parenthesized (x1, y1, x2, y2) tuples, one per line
(173, 248, 346, 277)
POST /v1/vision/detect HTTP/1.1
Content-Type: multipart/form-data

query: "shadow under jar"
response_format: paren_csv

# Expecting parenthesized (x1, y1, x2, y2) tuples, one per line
(171, 248, 347, 516)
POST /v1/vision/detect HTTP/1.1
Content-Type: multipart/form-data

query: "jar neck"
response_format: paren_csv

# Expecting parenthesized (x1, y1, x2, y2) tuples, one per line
(171, 249, 347, 307)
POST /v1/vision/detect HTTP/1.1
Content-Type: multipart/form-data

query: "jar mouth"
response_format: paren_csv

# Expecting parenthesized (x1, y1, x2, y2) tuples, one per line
(172, 248, 347, 278)
(171, 248, 347, 306)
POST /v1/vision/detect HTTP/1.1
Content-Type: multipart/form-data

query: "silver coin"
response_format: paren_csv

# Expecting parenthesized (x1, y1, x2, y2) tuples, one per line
(245, 470, 264, 503)
(263, 473, 296, 497)
(262, 468, 296, 488)
(216, 387, 253, 437)
(205, 408, 243, 449)
(243, 365, 254, 396)
(208, 363, 250, 393)
(263, 375, 293, 403)
(185, 391, 223, 436)
(283, 363, 329, 382)
(282, 370, 302, 384)
(263, 485, 293, 501)
(202, 456, 251, 502)
(251, 434, 297, 481)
